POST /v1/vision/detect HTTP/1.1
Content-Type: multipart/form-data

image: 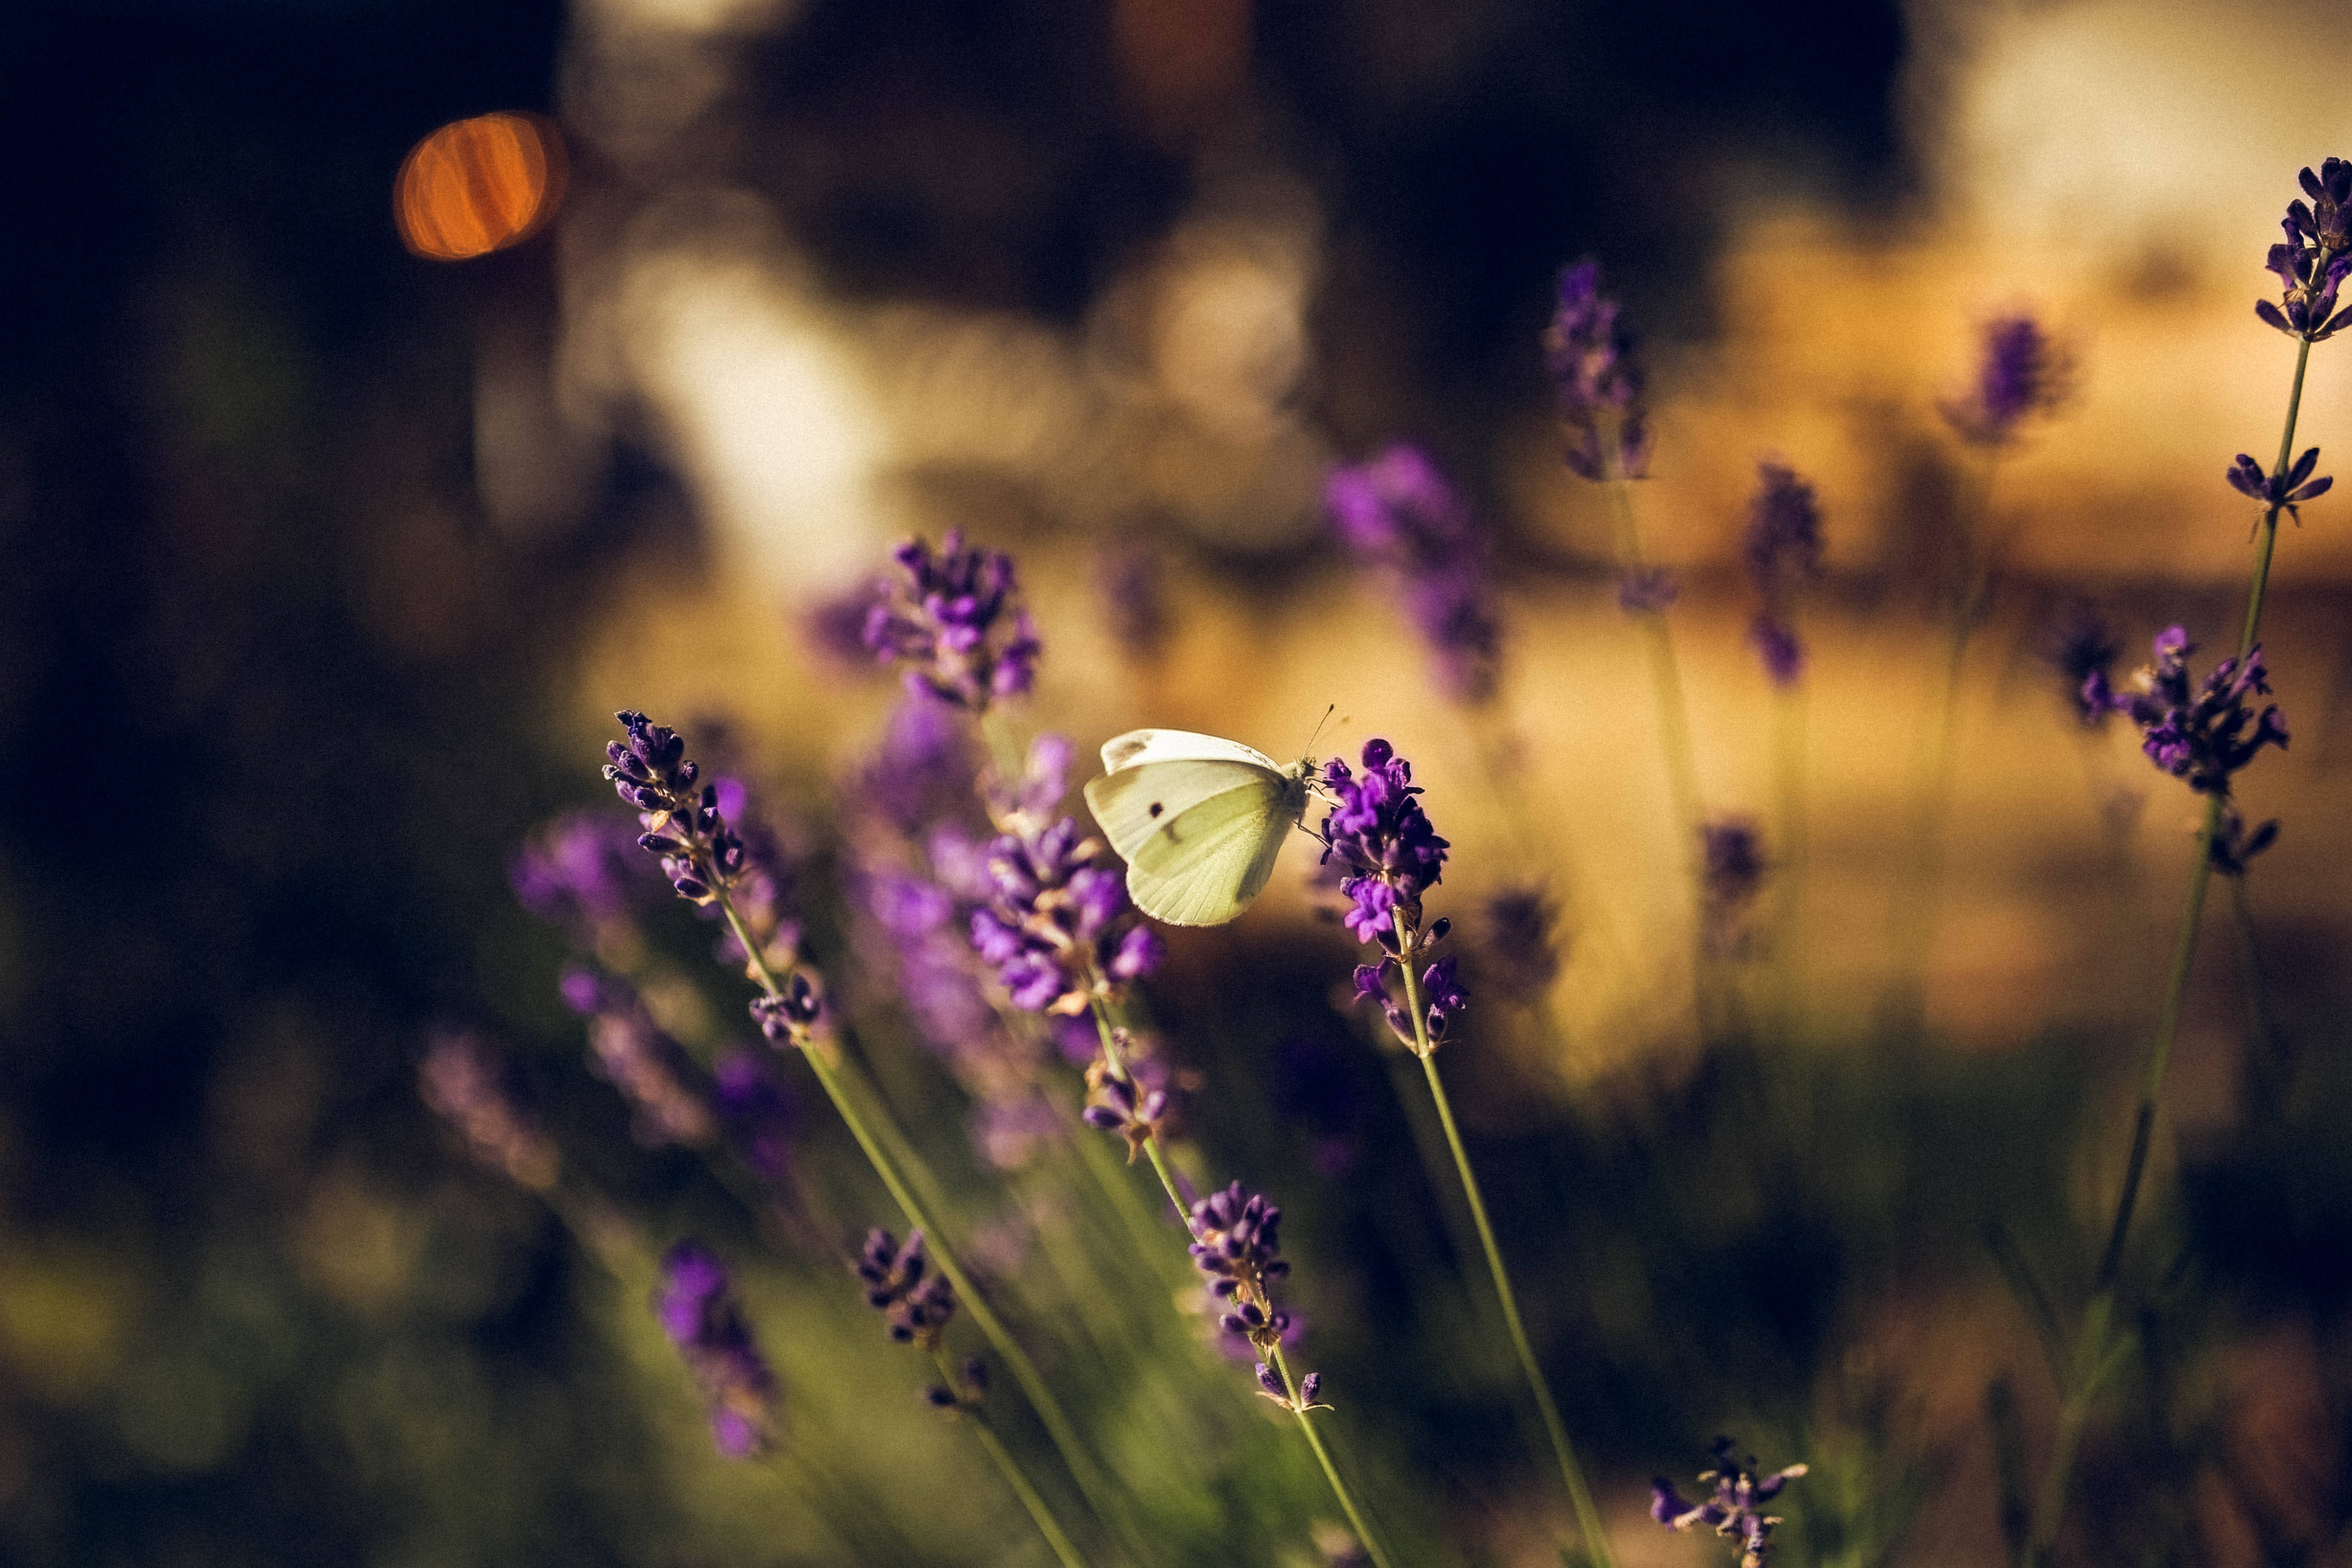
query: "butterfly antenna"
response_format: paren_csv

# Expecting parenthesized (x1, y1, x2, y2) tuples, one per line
(1303, 704, 1336, 758)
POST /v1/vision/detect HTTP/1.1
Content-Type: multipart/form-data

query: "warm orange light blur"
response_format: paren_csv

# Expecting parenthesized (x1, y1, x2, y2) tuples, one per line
(394, 112, 566, 261)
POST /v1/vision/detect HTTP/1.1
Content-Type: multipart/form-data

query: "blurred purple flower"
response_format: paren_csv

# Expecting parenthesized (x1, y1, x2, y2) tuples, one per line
(511, 812, 658, 940)
(1481, 884, 1562, 1004)
(2047, 599, 2122, 727)
(1941, 316, 2067, 448)
(419, 1029, 560, 1192)
(1616, 566, 1679, 616)
(2084, 626, 2289, 795)
(1699, 817, 1769, 960)
(799, 577, 888, 670)
(862, 530, 1042, 712)
(2260, 158, 2352, 339)
(1740, 461, 1823, 688)
(655, 1241, 779, 1458)
(973, 1094, 1063, 1171)
(713, 1046, 796, 1184)
(563, 969, 716, 1148)
(856, 694, 982, 839)
(1544, 260, 1651, 482)
(1097, 538, 1173, 663)
(1324, 444, 1503, 705)
(1652, 1437, 1808, 1568)
(2209, 805, 2281, 878)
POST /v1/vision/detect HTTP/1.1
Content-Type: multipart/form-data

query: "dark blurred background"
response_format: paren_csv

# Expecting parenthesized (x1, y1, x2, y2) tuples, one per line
(5, 1, 2350, 1565)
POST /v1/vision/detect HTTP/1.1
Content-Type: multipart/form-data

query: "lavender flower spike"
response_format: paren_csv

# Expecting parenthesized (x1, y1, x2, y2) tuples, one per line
(1651, 1437, 1808, 1568)
(1941, 316, 2067, 448)
(1740, 460, 1824, 688)
(2226, 447, 2332, 523)
(862, 530, 1042, 711)
(2259, 158, 2352, 340)
(2086, 626, 2289, 795)
(655, 1242, 779, 1458)
(1544, 260, 1650, 482)
(604, 710, 748, 908)
(1321, 739, 1467, 1050)
(855, 1228, 957, 1350)
(1699, 817, 1770, 960)
(969, 813, 1162, 1017)
(1188, 1180, 1324, 1410)
(2047, 599, 2121, 727)
(1325, 444, 1503, 705)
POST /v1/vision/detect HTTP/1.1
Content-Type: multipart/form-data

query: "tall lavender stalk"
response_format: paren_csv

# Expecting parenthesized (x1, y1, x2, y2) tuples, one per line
(1890, 315, 2067, 1009)
(2023, 158, 2347, 1566)
(1546, 263, 1704, 847)
(598, 709, 1139, 1562)
(1740, 461, 1824, 1018)
(1331, 741, 1618, 1568)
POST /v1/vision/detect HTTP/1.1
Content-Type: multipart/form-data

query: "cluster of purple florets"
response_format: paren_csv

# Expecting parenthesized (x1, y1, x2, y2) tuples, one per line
(1545, 260, 1650, 483)
(2258, 159, 2352, 341)
(419, 1030, 560, 1192)
(1699, 817, 1770, 960)
(1187, 1181, 1321, 1407)
(2047, 599, 2123, 726)
(605, 711, 749, 907)
(1651, 1437, 1809, 1568)
(1941, 316, 2066, 449)
(1324, 443, 1503, 706)
(856, 1228, 957, 1350)
(2084, 627, 2289, 797)
(863, 531, 1042, 711)
(1320, 740, 1468, 1049)
(971, 821, 1162, 1016)
(1741, 461, 1824, 688)
(562, 969, 715, 1149)
(655, 1242, 778, 1459)
(2225, 446, 2333, 521)
(1082, 1032, 1169, 1163)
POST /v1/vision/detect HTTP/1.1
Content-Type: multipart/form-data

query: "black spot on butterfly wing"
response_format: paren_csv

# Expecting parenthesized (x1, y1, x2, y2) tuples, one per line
(1149, 802, 1164, 817)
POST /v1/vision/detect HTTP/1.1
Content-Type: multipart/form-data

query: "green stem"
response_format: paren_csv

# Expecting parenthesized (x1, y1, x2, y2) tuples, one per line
(1400, 962, 1616, 1568)
(1089, 999, 1192, 1225)
(2025, 329, 2316, 1566)
(1768, 680, 1809, 1035)
(1605, 479, 1704, 843)
(714, 897, 1142, 1567)
(1270, 1345, 1398, 1568)
(939, 1349, 1094, 1568)
(2228, 877, 2285, 1112)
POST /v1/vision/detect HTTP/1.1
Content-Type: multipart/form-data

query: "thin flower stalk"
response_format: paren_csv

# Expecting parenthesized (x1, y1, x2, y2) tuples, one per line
(601, 711, 1139, 1563)
(1328, 739, 1617, 1568)
(2026, 159, 2344, 1565)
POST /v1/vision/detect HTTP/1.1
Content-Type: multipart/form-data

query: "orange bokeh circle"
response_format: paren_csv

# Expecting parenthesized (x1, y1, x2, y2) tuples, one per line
(394, 112, 567, 261)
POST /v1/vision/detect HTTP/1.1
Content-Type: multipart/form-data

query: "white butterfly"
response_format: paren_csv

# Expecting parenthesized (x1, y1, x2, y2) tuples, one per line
(1082, 730, 1319, 927)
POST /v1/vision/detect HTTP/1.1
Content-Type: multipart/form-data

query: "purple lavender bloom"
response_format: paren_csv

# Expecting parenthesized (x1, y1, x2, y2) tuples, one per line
(1082, 1036, 1170, 1164)
(748, 972, 827, 1049)
(969, 815, 1162, 1016)
(713, 1046, 796, 1183)
(1699, 817, 1770, 960)
(1321, 739, 1464, 1047)
(1617, 566, 1680, 616)
(855, 1229, 957, 1350)
(857, 695, 982, 839)
(2048, 599, 2122, 727)
(1324, 444, 1503, 704)
(1544, 260, 1651, 482)
(563, 969, 717, 1148)
(984, 733, 1075, 836)
(655, 1241, 779, 1458)
(2209, 805, 2281, 878)
(1482, 884, 1562, 1003)
(1187, 1182, 1325, 1408)
(1941, 316, 2067, 448)
(800, 577, 889, 670)
(1319, 739, 1450, 941)
(1740, 461, 1824, 688)
(2225, 446, 2333, 523)
(973, 1094, 1063, 1171)
(419, 1029, 561, 1191)
(866, 866, 999, 1057)
(1097, 538, 1173, 664)
(862, 531, 1042, 712)
(2085, 627, 2289, 795)
(1652, 1437, 1808, 1568)
(604, 710, 749, 908)
(511, 812, 659, 939)
(2259, 159, 2352, 339)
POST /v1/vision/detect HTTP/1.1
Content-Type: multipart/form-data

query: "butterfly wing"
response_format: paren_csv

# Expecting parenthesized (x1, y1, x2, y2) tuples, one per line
(1085, 753, 1309, 927)
(1098, 728, 1284, 777)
